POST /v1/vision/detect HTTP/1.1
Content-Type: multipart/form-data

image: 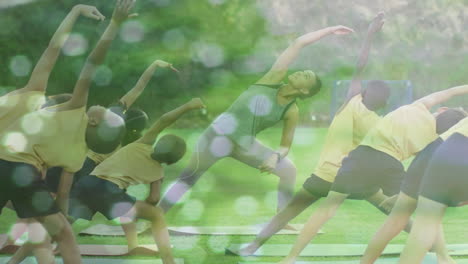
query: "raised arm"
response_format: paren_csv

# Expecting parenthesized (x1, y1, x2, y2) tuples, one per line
(259, 104, 299, 173)
(343, 12, 385, 105)
(21, 5, 105, 93)
(137, 98, 206, 145)
(416, 85, 468, 110)
(64, 0, 137, 110)
(257, 25, 354, 85)
(120, 60, 178, 108)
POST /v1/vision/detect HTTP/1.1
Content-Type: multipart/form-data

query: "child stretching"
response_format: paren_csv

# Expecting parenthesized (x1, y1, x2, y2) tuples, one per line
(69, 98, 206, 264)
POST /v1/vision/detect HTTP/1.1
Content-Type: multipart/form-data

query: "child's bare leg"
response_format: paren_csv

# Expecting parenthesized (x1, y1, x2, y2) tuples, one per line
(235, 189, 319, 256)
(361, 193, 416, 264)
(125, 201, 175, 264)
(279, 191, 348, 264)
(36, 213, 82, 264)
(8, 220, 54, 264)
(432, 224, 456, 264)
(399, 197, 447, 264)
(120, 217, 138, 251)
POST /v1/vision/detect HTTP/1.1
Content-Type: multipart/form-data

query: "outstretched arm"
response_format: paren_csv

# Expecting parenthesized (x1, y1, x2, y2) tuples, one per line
(137, 98, 206, 145)
(21, 5, 105, 93)
(63, 0, 137, 110)
(416, 85, 468, 110)
(342, 12, 385, 107)
(120, 60, 178, 108)
(257, 25, 354, 85)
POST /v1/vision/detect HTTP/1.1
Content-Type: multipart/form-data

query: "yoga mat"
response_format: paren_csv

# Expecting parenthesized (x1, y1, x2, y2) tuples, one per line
(0, 244, 163, 256)
(238, 254, 468, 264)
(168, 224, 322, 235)
(80, 223, 323, 236)
(79, 244, 159, 256)
(79, 222, 151, 236)
(228, 244, 468, 257)
(0, 257, 184, 264)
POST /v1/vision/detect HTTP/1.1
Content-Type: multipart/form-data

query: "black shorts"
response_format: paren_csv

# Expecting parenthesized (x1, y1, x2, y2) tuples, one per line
(69, 174, 136, 220)
(420, 133, 468, 207)
(45, 157, 98, 193)
(331, 146, 405, 198)
(302, 174, 332, 197)
(303, 174, 368, 199)
(401, 138, 443, 199)
(0, 160, 59, 218)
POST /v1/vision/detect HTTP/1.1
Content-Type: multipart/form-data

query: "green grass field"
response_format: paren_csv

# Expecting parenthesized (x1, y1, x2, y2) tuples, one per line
(1, 128, 467, 264)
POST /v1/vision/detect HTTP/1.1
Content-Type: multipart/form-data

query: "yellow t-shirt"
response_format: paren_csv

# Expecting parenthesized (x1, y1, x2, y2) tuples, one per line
(361, 102, 437, 161)
(440, 117, 468, 140)
(87, 146, 121, 164)
(0, 106, 88, 173)
(91, 142, 163, 189)
(314, 95, 381, 182)
(0, 90, 45, 131)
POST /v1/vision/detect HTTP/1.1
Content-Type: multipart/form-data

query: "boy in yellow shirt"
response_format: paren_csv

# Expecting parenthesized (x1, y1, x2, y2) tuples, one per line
(69, 98, 206, 264)
(0, 1, 135, 264)
(276, 83, 468, 264)
(232, 12, 390, 256)
(44, 59, 177, 253)
(361, 112, 466, 264)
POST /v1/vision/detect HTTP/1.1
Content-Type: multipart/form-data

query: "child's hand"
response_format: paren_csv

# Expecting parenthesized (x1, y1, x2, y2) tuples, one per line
(154, 60, 179, 73)
(111, 0, 138, 24)
(368, 12, 385, 35)
(73, 5, 105, 21)
(259, 154, 279, 174)
(188, 98, 206, 110)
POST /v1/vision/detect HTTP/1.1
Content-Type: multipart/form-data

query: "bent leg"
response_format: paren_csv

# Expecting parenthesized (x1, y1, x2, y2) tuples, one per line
(361, 192, 417, 264)
(36, 213, 81, 264)
(128, 201, 175, 264)
(7, 219, 55, 264)
(120, 217, 138, 251)
(399, 197, 447, 264)
(231, 140, 296, 211)
(366, 189, 413, 233)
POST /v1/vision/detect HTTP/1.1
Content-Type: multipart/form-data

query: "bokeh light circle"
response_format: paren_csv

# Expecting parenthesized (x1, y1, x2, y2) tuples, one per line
(62, 33, 88, 56)
(234, 196, 258, 216)
(9, 55, 32, 77)
(120, 21, 145, 43)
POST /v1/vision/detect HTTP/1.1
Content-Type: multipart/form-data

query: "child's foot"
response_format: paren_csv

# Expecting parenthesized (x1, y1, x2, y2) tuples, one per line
(128, 246, 159, 256)
(282, 224, 298, 231)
